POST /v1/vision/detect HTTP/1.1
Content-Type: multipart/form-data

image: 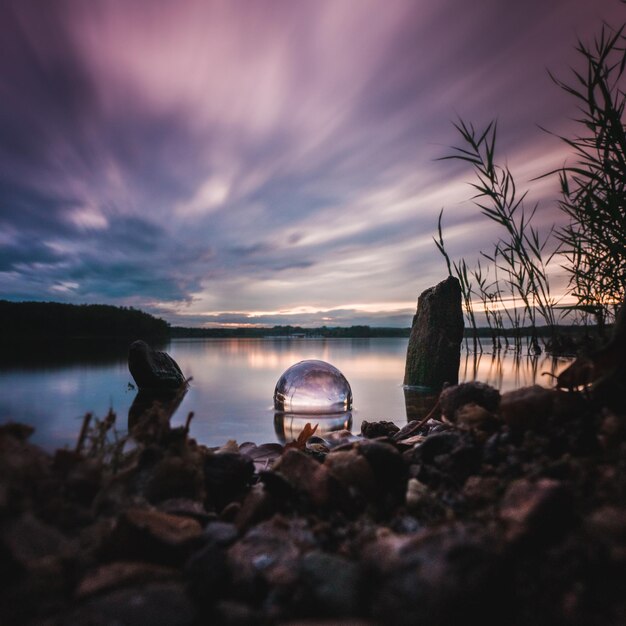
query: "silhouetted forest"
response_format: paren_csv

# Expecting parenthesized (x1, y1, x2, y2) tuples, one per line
(0, 301, 169, 339)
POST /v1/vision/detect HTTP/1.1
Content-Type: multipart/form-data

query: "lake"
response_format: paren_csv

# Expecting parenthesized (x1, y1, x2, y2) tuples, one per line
(0, 337, 573, 450)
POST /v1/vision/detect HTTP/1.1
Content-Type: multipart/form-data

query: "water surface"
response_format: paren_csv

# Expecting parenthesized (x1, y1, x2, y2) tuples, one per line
(0, 337, 572, 450)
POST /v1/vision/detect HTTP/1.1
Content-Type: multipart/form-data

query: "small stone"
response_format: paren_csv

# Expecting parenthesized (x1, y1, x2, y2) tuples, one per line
(499, 478, 571, 543)
(463, 475, 501, 504)
(227, 519, 313, 599)
(204, 452, 254, 511)
(143, 456, 205, 504)
(272, 449, 333, 508)
(1, 513, 70, 570)
(499, 385, 555, 432)
(357, 440, 408, 506)
(456, 403, 500, 432)
(405, 478, 429, 511)
(76, 561, 178, 599)
(65, 582, 196, 626)
(360, 420, 400, 439)
(324, 449, 377, 501)
(297, 551, 363, 617)
(105, 507, 203, 565)
(440, 382, 500, 420)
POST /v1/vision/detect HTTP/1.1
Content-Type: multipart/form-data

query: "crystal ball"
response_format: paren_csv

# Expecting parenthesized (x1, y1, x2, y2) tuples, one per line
(273, 359, 353, 414)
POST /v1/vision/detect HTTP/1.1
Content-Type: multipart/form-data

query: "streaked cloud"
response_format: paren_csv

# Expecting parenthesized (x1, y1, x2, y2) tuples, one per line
(0, 0, 623, 326)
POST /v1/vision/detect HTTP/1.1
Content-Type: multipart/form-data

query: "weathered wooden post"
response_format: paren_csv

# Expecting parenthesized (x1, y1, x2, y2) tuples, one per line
(403, 276, 464, 390)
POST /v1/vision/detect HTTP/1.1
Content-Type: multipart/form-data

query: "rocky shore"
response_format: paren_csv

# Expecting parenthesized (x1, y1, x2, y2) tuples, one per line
(1, 378, 626, 625)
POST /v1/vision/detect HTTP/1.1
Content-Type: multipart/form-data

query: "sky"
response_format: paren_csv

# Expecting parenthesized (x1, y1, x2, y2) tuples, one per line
(1, 0, 624, 328)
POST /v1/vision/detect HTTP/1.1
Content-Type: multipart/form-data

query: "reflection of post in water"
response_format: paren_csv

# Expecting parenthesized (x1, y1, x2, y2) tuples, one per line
(128, 387, 188, 436)
(403, 387, 439, 423)
(274, 412, 352, 444)
(486, 351, 504, 389)
(462, 350, 482, 385)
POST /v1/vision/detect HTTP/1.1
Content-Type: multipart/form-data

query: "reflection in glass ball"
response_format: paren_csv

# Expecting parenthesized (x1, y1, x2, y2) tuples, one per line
(274, 411, 353, 444)
(273, 359, 353, 414)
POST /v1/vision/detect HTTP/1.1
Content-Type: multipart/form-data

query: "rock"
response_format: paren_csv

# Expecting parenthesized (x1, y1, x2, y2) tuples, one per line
(585, 506, 626, 562)
(184, 521, 238, 611)
(403, 276, 464, 389)
(63, 582, 196, 626)
(296, 551, 363, 617)
(462, 475, 501, 504)
(357, 440, 408, 506)
(128, 340, 186, 391)
(227, 518, 314, 602)
(408, 431, 481, 487)
(368, 526, 507, 626)
(0, 512, 70, 571)
(499, 385, 555, 432)
(324, 449, 377, 502)
(499, 478, 572, 543)
(143, 456, 205, 504)
(105, 507, 203, 565)
(204, 452, 254, 511)
(360, 420, 400, 439)
(439, 382, 500, 420)
(156, 499, 214, 525)
(75, 561, 179, 599)
(272, 449, 334, 508)
(234, 482, 281, 532)
(456, 403, 500, 432)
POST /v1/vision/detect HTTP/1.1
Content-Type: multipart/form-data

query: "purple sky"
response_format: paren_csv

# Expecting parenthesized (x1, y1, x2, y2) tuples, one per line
(1, 0, 624, 327)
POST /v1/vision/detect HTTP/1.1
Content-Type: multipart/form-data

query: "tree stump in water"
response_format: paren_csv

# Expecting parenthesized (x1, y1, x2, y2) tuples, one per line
(403, 276, 464, 390)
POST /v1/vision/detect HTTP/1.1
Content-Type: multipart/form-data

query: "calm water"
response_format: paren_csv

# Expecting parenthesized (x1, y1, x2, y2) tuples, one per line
(0, 337, 572, 450)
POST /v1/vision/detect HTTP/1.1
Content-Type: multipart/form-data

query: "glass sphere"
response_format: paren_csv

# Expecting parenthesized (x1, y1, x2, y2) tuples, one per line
(273, 359, 353, 414)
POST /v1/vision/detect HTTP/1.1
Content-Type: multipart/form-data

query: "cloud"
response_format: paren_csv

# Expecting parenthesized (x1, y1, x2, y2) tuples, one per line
(0, 0, 623, 325)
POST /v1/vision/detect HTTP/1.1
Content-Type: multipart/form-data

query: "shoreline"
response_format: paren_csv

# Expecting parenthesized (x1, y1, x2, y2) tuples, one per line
(1, 375, 626, 625)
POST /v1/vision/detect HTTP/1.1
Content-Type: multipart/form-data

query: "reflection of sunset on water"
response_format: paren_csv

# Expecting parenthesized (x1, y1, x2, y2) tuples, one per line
(0, 337, 574, 450)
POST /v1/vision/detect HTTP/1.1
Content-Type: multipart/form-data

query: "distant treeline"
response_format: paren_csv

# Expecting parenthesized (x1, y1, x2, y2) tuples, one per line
(0, 300, 169, 339)
(170, 325, 411, 338)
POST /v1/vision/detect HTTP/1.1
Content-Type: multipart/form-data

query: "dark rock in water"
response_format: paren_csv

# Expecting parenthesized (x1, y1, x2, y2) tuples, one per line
(404, 276, 464, 390)
(128, 340, 186, 391)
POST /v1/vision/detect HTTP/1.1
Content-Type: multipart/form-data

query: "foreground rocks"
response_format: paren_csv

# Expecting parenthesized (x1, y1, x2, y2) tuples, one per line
(1, 381, 626, 625)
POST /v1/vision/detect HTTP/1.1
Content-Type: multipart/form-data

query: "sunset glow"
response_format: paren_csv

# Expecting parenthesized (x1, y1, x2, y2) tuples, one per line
(1, 0, 623, 326)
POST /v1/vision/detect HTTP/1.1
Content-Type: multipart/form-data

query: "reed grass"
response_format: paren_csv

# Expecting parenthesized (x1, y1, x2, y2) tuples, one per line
(435, 120, 558, 353)
(542, 23, 626, 329)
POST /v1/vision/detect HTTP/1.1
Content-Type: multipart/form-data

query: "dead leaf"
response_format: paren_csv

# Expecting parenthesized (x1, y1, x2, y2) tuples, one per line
(285, 423, 318, 450)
